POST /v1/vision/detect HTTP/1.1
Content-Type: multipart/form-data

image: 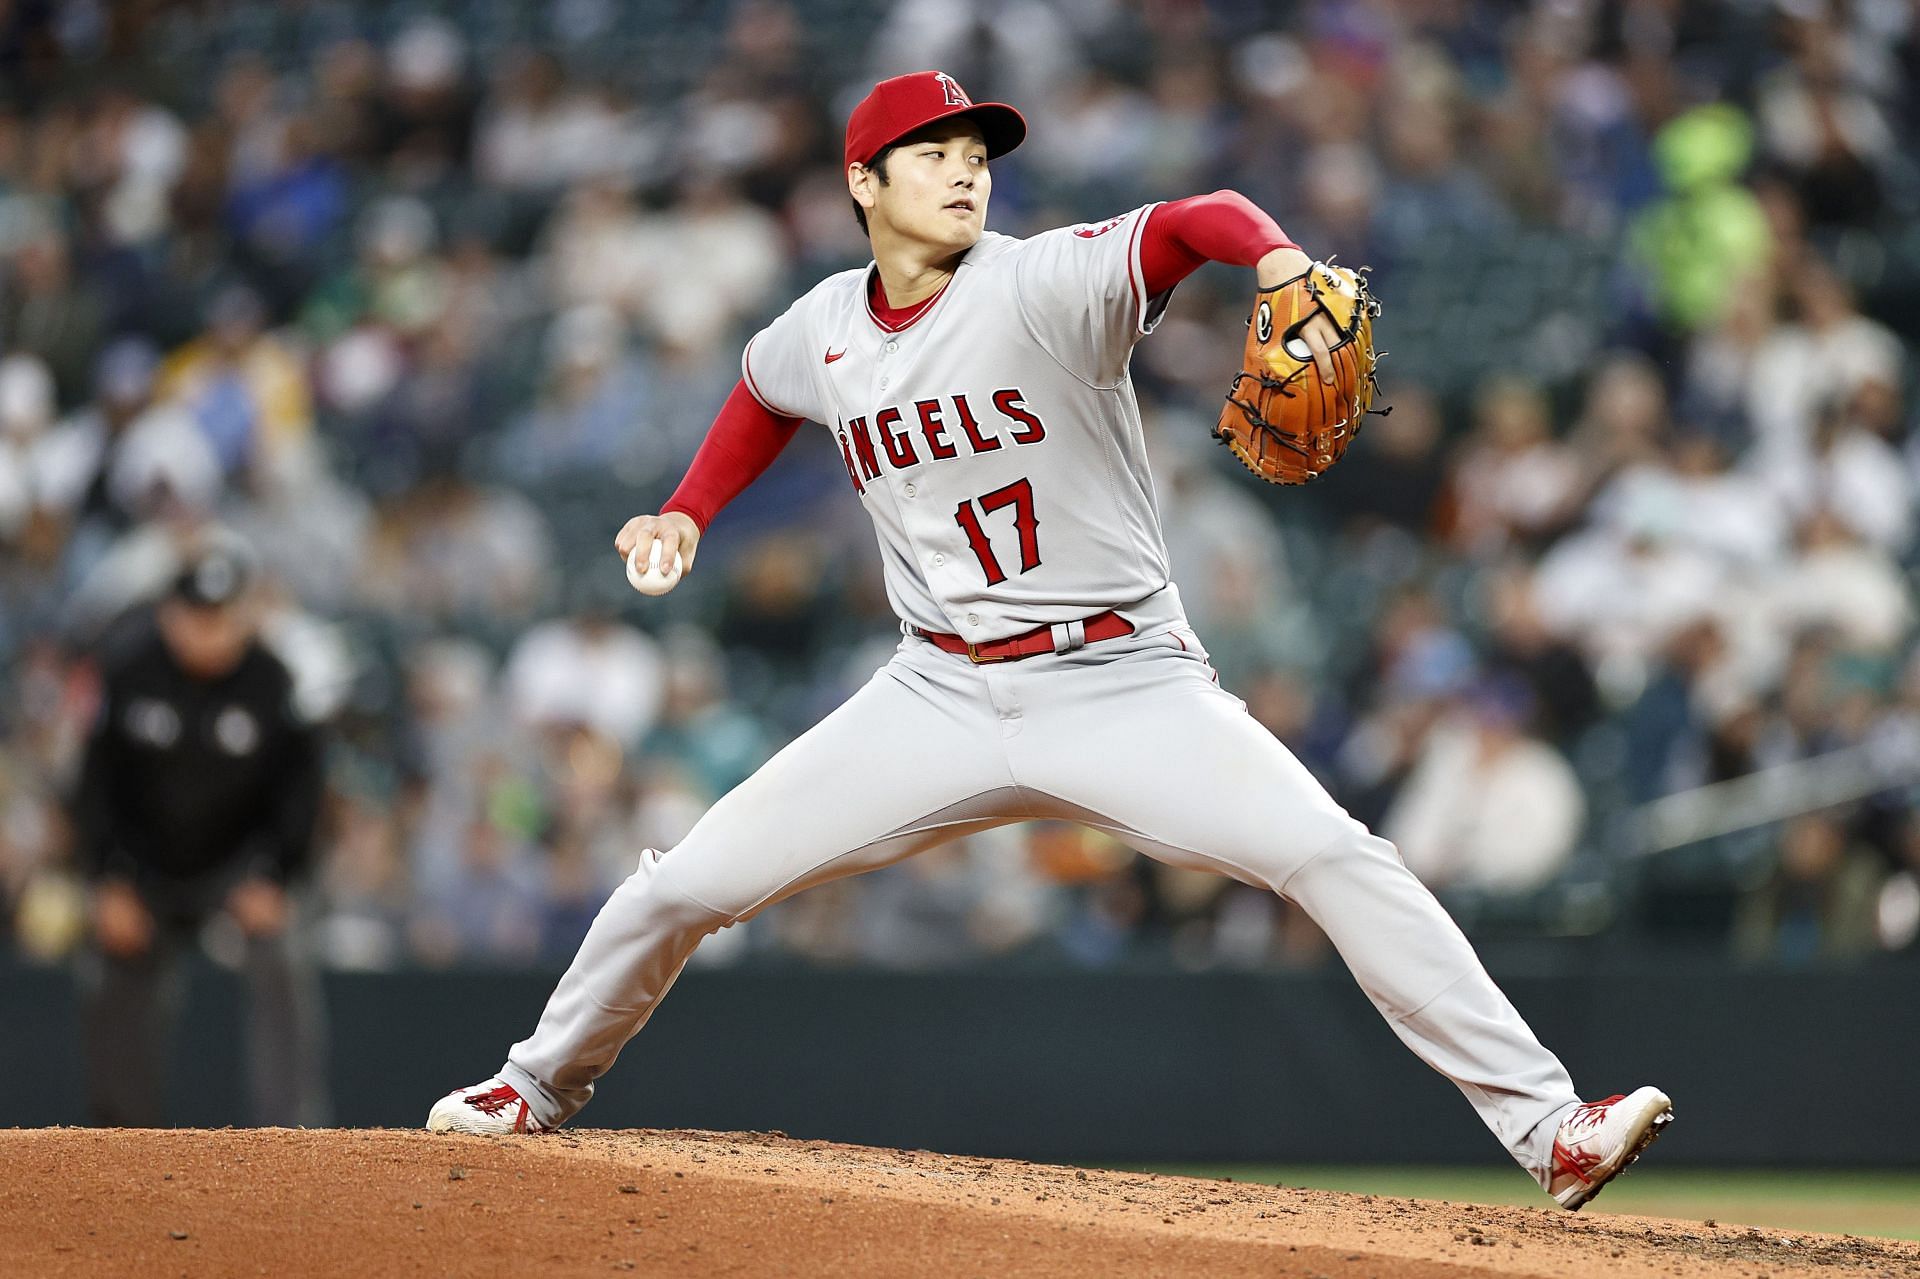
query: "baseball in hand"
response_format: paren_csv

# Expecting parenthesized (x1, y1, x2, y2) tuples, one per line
(626, 540, 684, 596)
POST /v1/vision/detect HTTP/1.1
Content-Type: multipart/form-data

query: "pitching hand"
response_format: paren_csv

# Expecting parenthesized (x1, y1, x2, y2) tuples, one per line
(615, 511, 701, 579)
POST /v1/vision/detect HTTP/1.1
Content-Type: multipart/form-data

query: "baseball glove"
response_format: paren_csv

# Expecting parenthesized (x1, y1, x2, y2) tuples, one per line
(1215, 262, 1381, 485)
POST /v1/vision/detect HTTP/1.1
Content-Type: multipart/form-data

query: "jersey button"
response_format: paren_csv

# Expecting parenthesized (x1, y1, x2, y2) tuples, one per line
(966, 613, 980, 626)
(879, 376, 889, 389)
(885, 340, 899, 354)
(932, 553, 946, 567)
(903, 482, 917, 498)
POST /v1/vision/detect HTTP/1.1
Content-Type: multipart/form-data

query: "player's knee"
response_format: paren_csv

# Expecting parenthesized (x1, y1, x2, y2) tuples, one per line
(616, 848, 742, 936)
(1287, 826, 1421, 901)
(1339, 826, 1402, 864)
(1275, 820, 1400, 890)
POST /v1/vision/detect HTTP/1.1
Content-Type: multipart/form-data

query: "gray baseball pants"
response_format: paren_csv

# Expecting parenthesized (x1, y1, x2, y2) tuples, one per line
(502, 597, 1582, 1184)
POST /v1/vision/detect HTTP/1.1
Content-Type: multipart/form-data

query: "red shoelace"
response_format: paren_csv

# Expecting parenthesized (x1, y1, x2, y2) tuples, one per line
(463, 1085, 521, 1116)
(1563, 1094, 1625, 1135)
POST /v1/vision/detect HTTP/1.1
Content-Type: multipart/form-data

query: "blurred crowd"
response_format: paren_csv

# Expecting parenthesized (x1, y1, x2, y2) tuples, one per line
(3, 0, 1920, 975)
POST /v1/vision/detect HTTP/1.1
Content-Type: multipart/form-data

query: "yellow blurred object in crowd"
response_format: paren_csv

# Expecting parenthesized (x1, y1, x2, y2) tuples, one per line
(14, 870, 85, 962)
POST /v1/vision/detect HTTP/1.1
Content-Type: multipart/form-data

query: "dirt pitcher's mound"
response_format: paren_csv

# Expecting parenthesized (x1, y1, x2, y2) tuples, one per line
(5, 1129, 1915, 1278)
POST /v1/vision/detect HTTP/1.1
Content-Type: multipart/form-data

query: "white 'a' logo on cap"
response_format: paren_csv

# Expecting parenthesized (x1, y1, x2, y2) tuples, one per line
(934, 72, 971, 107)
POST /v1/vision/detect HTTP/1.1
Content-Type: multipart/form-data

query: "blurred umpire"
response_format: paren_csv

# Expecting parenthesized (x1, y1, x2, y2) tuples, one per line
(73, 543, 329, 1126)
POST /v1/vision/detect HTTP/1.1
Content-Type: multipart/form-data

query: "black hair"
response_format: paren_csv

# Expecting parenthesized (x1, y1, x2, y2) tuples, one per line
(851, 145, 897, 236)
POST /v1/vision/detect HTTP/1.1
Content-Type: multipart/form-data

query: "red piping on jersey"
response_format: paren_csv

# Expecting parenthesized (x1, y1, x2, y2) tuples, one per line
(866, 268, 951, 333)
(1126, 204, 1154, 336)
(739, 334, 786, 416)
(662, 379, 802, 533)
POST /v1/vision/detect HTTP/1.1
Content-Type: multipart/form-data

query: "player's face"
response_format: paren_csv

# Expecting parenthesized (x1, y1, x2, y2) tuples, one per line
(159, 598, 256, 679)
(859, 124, 990, 253)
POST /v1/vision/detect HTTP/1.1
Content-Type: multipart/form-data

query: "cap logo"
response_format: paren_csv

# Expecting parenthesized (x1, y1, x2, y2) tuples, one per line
(934, 72, 971, 107)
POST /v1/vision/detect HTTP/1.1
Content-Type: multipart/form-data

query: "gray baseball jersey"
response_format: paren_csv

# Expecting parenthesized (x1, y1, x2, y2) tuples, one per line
(490, 211, 1590, 1188)
(742, 206, 1170, 643)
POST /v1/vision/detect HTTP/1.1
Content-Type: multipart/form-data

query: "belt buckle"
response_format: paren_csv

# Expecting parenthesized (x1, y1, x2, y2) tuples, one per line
(965, 642, 1010, 664)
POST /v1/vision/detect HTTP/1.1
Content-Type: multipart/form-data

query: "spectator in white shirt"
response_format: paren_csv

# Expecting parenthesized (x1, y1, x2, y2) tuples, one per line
(1747, 255, 1903, 492)
(1384, 674, 1586, 896)
(503, 611, 666, 753)
(1448, 373, 1584, 559)
(1770, 509, 1914, 655)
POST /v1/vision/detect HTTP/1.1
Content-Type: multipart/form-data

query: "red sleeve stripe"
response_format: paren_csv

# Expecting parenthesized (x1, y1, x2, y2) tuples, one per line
(740, 336, 785, 416)
(1126, 201, 1159, 336)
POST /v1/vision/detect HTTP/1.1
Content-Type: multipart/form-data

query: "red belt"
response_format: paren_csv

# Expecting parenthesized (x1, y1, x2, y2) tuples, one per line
(915, 610, 1134, 664)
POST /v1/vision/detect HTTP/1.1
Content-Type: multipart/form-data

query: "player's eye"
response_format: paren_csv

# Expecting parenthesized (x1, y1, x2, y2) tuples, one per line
(924, 149, 944, 159)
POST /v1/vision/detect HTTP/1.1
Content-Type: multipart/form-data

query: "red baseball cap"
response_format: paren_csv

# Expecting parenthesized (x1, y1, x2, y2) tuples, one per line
(844, 71, 1027, 170)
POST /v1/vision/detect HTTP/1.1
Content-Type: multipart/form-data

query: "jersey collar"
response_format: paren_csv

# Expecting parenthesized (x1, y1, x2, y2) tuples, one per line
(863, 266, 950, 333)
(862, 242, 983, 334)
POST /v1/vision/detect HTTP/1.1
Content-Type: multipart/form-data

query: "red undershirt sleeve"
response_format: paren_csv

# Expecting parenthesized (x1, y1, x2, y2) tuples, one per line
(660, 379, 804, 533)
(1138, 190, 1301, 298)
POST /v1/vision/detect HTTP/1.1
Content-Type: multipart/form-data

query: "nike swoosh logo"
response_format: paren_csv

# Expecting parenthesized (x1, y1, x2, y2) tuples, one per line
(824, 349, 846, 364)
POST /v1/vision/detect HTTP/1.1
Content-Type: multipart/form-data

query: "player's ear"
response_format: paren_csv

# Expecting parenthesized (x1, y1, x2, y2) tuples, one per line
(848, 163, 879, 213)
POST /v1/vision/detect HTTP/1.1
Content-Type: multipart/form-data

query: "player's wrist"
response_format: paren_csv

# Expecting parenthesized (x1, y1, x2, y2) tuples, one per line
(660, 508, 704, 544)
(1256, 245, 1311, 289)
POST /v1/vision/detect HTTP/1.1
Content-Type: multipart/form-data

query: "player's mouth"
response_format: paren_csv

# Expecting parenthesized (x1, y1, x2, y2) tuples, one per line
(943, 197, 977, 214)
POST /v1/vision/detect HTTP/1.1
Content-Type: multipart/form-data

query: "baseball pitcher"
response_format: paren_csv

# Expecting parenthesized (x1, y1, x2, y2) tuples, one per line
(430, 71, 1672, 1211)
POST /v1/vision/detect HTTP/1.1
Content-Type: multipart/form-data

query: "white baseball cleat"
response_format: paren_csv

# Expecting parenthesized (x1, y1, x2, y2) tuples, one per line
(426, 1077, 550, 1135)
(1548, 1086, 1674, 1210)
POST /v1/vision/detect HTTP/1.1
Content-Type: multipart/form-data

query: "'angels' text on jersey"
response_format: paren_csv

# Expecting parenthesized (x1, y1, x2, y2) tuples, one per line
(835, 388, 1047, 488)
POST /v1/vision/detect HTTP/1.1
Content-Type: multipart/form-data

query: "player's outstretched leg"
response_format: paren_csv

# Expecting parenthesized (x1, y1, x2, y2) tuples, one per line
(1276, 820, 1671, 1208)
(1007, 624, 1672, 1208)
(428, 642, 1017, 1134)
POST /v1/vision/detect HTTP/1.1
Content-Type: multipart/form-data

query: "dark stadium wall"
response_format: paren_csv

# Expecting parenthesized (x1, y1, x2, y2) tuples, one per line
(4, 958, 1911, 1166)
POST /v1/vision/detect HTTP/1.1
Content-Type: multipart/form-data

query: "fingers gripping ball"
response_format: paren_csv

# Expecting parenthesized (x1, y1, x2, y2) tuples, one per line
(1215, 262, 1384, 485)
(626, 539, 684, 596)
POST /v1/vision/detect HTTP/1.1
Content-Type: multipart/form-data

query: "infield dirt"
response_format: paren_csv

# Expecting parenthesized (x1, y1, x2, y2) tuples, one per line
(5, 1128, 1916, 1278)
